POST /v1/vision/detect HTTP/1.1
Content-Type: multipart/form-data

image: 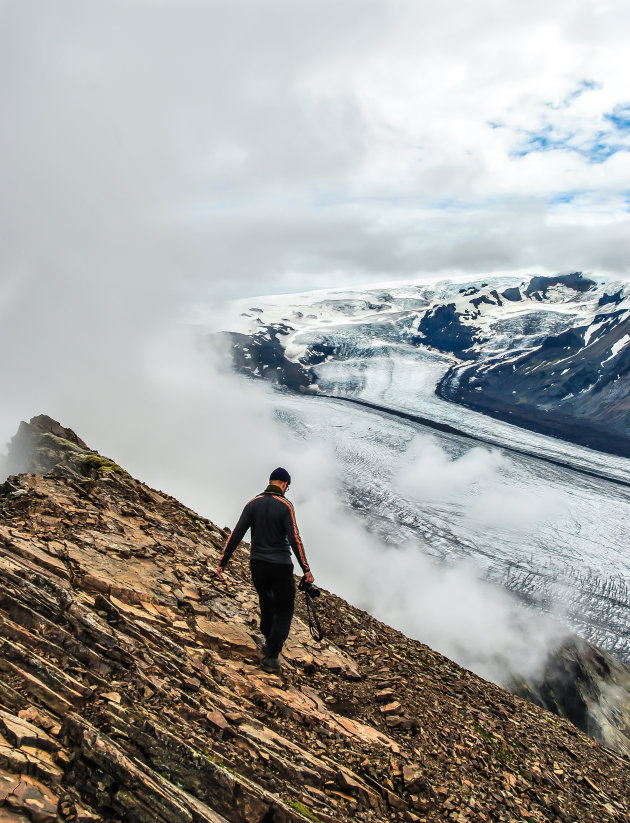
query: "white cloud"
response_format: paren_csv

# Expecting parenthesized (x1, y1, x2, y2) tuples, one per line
(396, 436, 504, 500)
(1, 0, 630, 312)
(296, 462, 568, 684)
(395, 434, 566, 532)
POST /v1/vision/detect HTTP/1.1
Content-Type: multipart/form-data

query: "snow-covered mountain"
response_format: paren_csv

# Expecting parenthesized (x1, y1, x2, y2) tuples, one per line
(202, 273, 630, 666)
(217, 272, 630, 458)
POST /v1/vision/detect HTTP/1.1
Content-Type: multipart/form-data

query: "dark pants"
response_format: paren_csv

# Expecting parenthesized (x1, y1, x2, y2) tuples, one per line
(250, 559, 295, 657)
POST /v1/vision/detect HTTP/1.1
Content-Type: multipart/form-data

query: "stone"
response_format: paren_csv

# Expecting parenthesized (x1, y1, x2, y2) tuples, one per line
(0, 768, 20, 801)
(387, 790, 407, 810)
(206, 712, 231, 735)
(403, 764, 428, 794)
(336, 769, 383, 810)
(195, 619, 258, 656)
(380, 701, 403, 716)
(0, 745, 29, 774)
(5, 774, 59, 823)
(0, 711, 58, 753)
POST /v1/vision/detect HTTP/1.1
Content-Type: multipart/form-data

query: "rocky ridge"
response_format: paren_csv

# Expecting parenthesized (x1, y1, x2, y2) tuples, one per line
(0, 416, 629, 823)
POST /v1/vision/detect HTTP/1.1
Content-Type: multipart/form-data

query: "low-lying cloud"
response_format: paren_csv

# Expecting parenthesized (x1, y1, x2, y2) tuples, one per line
(395, 433, 567, 531)
(396, 436, 506, 501)
(296, 477, 568, 685)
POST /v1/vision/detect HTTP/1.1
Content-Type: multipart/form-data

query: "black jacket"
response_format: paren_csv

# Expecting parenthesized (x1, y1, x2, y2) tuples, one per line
(219, 485, 310, 572)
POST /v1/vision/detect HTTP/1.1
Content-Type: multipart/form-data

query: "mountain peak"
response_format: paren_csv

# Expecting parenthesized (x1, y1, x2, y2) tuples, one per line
(5, 414, 124, 480)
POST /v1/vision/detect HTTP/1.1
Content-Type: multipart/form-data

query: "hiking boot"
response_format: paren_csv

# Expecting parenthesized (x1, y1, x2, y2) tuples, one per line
(262, 656, 281, 673)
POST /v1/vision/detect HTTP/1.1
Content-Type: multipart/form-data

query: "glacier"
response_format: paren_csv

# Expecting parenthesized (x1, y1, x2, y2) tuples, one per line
(199, 273, 630, 663)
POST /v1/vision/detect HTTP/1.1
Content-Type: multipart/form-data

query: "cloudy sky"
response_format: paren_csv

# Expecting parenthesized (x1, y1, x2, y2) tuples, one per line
(2, 1, 630, 438)
(2, 0, 630, 308)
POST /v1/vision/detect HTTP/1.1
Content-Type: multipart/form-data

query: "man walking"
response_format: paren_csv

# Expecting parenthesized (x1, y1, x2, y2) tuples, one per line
(216, 467, 314, 673)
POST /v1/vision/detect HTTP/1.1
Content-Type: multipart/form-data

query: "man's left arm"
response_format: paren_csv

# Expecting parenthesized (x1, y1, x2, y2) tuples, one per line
(283, 501, 313, 581)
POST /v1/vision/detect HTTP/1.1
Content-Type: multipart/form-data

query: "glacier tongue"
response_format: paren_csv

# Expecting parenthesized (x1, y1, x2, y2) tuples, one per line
(200, 272, 630, 664)
(274, 389, 630, 665)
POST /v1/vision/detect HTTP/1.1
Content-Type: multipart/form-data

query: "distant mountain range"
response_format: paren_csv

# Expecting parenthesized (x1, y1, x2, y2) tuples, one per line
(216, 272, 630, 458)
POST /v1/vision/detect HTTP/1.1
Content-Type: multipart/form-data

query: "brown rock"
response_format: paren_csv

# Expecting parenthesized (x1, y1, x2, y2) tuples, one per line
(0, 744, 29, 773)
(380, 701, 403, 716)
(5, 773, 59, 823)
(336, 769, 383, 810)
(0, 768, 20, 801)
(0, 709, 59, 752)
(195, 619, 258, 656)
(206, 711, 230, 734)
(386, 790, 407, 810)
(403, 764, 428, 794)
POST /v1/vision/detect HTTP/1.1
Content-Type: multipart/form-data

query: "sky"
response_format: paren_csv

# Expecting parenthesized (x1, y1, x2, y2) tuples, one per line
(1, 0, 628, 679)
(2, 0, 630, 311)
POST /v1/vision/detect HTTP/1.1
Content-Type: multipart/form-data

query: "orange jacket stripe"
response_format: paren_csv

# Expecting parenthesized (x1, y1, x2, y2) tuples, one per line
(277, 497, 310, 571)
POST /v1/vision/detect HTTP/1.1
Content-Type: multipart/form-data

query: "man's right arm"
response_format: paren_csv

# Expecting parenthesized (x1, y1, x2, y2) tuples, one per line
(217, 504, 252, 573)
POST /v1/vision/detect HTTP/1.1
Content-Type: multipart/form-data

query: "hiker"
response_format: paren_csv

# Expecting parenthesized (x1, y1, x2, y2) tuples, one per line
(216, 467, 314, 673)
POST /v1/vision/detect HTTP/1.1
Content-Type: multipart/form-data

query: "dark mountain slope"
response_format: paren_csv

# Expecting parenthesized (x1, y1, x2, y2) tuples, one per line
(1, 416, 629, 823)
(438, 312, 630, 456)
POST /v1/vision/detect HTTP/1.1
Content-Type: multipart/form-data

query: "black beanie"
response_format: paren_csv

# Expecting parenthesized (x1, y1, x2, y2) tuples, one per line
(269, 467, 291, 484)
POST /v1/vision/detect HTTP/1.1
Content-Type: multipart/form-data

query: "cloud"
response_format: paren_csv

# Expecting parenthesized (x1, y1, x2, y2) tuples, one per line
(2, 0, 630, 313)
(396, 435, 506, 501)
(395, 435, 566, 532)
(294, 456, 568, 684)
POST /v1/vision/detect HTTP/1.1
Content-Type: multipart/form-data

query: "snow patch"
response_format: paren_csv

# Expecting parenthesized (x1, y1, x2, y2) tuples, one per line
(602, 334, 630, 366)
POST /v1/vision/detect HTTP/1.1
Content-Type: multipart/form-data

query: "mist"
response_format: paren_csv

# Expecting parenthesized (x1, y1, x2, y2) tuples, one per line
(396, 433, 567, 532)
(294, 471, 569, 684)
(0, 303, 569, 684)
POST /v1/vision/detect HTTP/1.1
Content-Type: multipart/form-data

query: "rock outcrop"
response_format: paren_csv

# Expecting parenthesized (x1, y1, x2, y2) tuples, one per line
(0, 416, 629, 822)
(513, 638, 630, 760)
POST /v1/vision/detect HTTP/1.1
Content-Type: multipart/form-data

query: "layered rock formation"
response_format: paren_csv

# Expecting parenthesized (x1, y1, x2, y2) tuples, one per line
(0, 416, 629, 823)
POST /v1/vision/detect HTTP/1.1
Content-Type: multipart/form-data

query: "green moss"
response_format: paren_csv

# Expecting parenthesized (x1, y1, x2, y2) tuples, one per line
(474, 723, 493, 741)
(47, 434, 84, 452)
(183, 508, 212, 529)
(203, 751, 237, 775)
(79, 454, 128, 476)
(286, 800, 321, 822)
(474, 724, 515, 764)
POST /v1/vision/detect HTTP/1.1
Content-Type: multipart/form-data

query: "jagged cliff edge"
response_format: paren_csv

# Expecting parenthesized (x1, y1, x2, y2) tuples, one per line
(0, 415, 629, 823)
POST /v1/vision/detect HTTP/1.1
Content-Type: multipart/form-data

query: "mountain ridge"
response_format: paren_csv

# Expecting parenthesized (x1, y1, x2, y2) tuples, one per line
(0, 415, 629, 822)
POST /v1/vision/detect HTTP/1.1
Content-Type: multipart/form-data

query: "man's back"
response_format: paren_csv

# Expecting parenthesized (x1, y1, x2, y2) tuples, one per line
(219, 485, 310, 573)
